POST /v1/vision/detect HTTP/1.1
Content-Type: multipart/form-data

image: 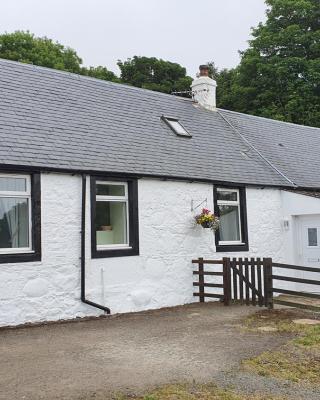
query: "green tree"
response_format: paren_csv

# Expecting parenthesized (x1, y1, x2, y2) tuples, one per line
(117, 56, 193, 95)
(81, 66, 119, 82)
(0, 31, 118, 82)
(229, 0, 320, 127)
(206, 61, 237, 110)
(0, 31, 83, 73)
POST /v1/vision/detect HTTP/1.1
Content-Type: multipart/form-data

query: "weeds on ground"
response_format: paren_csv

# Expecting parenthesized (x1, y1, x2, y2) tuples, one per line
(243, 348, 320, 384)
(114, 383, 285, 400)
(242, 309, 318, 334)
(242, 310, 320, 385)
(294, 325, 320, 347)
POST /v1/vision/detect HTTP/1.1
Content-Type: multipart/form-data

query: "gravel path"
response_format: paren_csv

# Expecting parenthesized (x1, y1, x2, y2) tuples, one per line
(216, 371, 320, 400)
(0, 302, 310, 400)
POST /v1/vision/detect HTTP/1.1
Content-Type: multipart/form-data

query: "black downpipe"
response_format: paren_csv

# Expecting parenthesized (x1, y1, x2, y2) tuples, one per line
(81, 174, 111, 314)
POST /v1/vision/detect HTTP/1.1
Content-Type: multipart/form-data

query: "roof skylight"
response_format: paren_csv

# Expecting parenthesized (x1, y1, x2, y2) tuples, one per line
(161, 116, 192, 137)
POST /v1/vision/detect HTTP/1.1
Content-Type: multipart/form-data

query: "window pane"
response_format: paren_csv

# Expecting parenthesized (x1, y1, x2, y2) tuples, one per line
(218, 205, 240, 242)
(217, 190, 238, 202)
(308, 228, 318, 247)
(96, 184, 125, 196)
(96, 201, 127, 246)
(0, 177, 26, 192)
(167, 120, 190, 136)
(0, 197, 29, 248)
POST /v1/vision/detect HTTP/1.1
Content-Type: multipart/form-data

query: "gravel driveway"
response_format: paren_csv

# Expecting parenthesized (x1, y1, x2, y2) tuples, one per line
(0, 303, 290, 400)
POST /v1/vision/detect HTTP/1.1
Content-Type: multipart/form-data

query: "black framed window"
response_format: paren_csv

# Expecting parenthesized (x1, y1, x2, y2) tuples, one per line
(214, 186, 249, 252)
(0, 172, 41, 263)
(91, 176, 139, 258)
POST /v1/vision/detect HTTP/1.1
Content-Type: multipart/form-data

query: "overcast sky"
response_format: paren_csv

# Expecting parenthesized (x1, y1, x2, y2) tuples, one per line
(1, 0, 267, 77)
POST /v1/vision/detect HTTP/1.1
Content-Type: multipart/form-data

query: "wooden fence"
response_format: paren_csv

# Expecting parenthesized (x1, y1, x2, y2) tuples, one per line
(272, 262, 320, 310)
(192, 257, 320, 310)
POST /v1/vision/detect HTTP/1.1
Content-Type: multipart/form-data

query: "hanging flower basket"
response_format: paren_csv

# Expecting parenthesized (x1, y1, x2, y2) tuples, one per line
(195, 208, 219, 231)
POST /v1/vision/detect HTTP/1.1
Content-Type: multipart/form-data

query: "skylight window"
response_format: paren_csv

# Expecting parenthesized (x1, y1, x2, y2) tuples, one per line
(161, 116, 192, 137)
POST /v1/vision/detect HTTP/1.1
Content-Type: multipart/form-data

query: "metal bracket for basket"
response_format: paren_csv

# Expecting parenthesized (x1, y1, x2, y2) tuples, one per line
(191, 198, 207, 212)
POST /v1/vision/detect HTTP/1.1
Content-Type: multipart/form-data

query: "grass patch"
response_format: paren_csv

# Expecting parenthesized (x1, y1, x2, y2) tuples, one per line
(243, 348, 320, 384)
(242, 312, 320, 385)
(294, 325, 320, 347)
(242, 309, 318, 334)
(114, 383, 284, 400)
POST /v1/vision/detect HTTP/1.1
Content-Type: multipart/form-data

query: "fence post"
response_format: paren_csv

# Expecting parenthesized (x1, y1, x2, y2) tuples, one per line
(198, 257, 205, 303)
(267, 258, 274, 309)
(223, 257, 231, 306)
(263, 258, 273, 309)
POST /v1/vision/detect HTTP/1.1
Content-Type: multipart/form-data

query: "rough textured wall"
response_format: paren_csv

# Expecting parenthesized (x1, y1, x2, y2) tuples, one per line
(0, 174, 286, 327)
(0, 173, 101, 327)
(86, 181, 286, 314)
(86, 178, 216, 314)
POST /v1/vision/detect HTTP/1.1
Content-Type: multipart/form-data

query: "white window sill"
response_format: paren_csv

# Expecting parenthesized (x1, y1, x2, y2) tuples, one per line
(97, 245, 132, 251)
(218, 242, 245, 246)
(0, 249, 34, 255)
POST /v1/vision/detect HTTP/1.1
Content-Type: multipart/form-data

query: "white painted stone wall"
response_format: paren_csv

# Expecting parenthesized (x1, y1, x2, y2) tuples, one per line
(0, 173, 100, 327)
(86, 183, 287, 312)
(0, 173, 287, 327)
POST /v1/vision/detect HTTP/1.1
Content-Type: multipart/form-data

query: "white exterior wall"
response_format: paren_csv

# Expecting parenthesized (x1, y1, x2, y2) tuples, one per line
(0, 173, 286, 327)
(281, 191, 320, 265)
(277, 191, 320, 294)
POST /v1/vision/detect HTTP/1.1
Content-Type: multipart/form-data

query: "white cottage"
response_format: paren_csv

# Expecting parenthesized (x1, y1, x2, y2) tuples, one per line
(0, 60, 320, 326)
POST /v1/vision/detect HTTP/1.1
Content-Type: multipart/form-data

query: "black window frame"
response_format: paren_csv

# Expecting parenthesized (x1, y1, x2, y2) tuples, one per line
(0, 172, 41, 264)
(161, 115, 192, 138)
(90, 176, 139, 258)
(213, 185, 249, 252)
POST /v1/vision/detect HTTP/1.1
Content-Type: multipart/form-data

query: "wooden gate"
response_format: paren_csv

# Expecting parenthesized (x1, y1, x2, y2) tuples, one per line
(193, 257, 273, 308)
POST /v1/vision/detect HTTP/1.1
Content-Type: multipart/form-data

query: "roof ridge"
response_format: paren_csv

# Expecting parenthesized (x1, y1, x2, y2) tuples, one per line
(0, 57, 193, 102)
(1, 59, 317, 130)
(217, 110, 297, 188)
(219, 108, 320, 132)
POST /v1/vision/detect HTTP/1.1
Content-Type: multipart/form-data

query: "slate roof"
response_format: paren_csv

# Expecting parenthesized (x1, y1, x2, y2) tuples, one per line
(221, 109, 320, 189)
(0, 58, 319, 188)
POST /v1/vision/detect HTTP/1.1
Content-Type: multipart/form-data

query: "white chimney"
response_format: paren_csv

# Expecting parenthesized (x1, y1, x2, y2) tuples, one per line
(191, 65, 217, 111)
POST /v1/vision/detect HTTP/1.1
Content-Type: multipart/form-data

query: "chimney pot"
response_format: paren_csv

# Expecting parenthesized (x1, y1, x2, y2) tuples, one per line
(199, 65, 209, 77)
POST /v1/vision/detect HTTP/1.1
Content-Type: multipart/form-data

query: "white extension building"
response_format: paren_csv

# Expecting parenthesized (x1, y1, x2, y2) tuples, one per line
(0, 60, 320, 326)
